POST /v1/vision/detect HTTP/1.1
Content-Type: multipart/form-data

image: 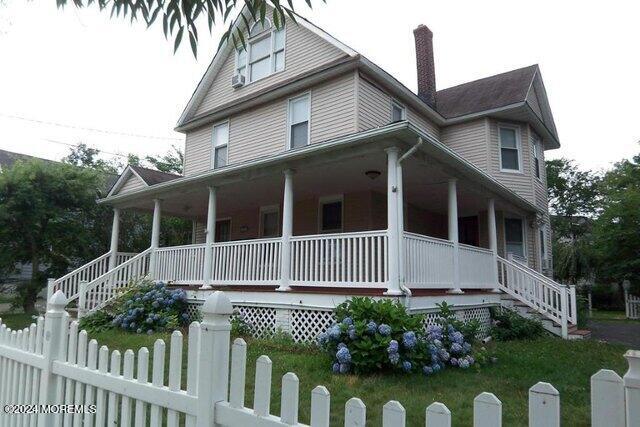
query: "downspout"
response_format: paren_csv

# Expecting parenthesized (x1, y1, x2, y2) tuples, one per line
(396, 137, 426, 306)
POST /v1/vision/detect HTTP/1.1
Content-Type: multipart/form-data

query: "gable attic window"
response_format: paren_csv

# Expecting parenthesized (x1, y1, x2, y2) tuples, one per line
(212, 121, 229, 169)
(235, 19, 285, 84)
(499, 125, 521, 172)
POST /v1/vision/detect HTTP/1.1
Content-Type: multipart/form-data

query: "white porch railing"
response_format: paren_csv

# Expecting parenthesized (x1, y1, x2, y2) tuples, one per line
(291, 231, 388, 287)
(51, 251, 137, 302)
(403, 232, 454, 288)
(155, 244, 206, 284)
(211, 238, 282, 284)
(459, 243, 496, 288)
(80, 249, 152, 315)
(497, 255, 577, 333)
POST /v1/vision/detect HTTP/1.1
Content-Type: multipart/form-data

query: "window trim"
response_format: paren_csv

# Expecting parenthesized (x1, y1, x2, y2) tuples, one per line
(211, 120, 229, 170)
(259, 204, 280, 238)
(503, 215, 527, 259)
(532, 137, 542, 181)
(498, 123, 523, 173)
(234, 20, 286, 86)
(318, 194, 344, 234)
(390, 100, 406, 122)
(286, 92, 311, 150)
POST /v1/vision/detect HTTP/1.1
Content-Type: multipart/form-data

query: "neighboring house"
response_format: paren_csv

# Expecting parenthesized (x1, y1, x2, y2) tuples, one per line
(51, 9, 584, 339)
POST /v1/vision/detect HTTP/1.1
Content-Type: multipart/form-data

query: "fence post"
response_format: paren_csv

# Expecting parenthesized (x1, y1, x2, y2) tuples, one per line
(623, 350, 640, 427)
(78, 280, 88, 319)
(196, 291, 233, 427)
(37, 290, 69, 427)
(560, 288, 569, 339)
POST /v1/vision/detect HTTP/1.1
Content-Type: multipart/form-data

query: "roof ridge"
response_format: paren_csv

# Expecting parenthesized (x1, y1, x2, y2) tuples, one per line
(436, 64, 538, 94)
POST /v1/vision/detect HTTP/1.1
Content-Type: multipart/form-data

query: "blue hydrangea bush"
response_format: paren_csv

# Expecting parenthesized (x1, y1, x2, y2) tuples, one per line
(316, 298, 483, 376)
(79, 278, 190, 334)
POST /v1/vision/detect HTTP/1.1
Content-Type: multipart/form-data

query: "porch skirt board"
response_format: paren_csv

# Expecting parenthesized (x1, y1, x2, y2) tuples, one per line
(185, 301, 492, 343)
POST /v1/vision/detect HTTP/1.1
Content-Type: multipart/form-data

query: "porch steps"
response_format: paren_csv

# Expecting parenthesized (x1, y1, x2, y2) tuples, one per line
(499, 295, 590, 340)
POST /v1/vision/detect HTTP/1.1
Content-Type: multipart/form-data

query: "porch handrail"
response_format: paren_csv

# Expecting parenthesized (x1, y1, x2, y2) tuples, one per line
(79, 248, 152, 316)
(497, 255, 577, 337)
(290, 229, 388, 241)
(403, 231, 454, 247)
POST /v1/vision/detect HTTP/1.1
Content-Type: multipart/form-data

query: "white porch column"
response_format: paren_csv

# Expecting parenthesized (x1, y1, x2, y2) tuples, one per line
(488, 198, 501, 292)
(448, 178, 463, 294)
(396, 162, 405, 287)
(201, 186, 217, 290)
(278, 169, 295, 292)
(385, 147, 402, 296)
(108, 207, 121, 270)
(148, 198, 162, 276)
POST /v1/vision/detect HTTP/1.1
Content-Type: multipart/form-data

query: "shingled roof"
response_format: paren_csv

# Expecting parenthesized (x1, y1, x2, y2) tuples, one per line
(129, 165, 181, 185)
(435, 65, 538, 119)
(0, 149, 56, 169)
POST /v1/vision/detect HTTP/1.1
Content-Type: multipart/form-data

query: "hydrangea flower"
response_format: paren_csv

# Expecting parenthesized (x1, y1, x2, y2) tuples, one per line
(431, 363, 441, 373)
(378, 324, 391, 336)
(450, 358, 458, 366)
(332, 363, 340, 373)
(317, 332, 329, 345)
(423, 366, 433, 375)
(337, 342, 347, 350)
(136, 328, 142, 334)
(433, 339, 442, 348)
(388, 352, 400, 365)
(387, 340, 399, 354)
(341, 317, 353, 326)
(402, 331, 417, 349)
(339, 363, 350, 374)
(402, 361, 412, 372)
(336, 347, 351, 364)
(459, 358, 470, 369)
(147, 329, 154, 335)
(450, 343, 463, 354)
(462, 342, 472, 354)
(365, 321, 377, 335)
(327, 325, 341, 341)
(438, 349, 450, 361)
(347, 326, 356, 340)
(450, 331, 464, 344)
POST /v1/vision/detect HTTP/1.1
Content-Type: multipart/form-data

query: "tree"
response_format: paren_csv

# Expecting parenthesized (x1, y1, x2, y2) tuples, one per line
(146, 145, 184, 174)
(545, 158, 601, 284)
(0, 160, 108, 311)
(62, 143, 120, 175)
(591, 153, 640, 294)
(55, 0, 321, 57)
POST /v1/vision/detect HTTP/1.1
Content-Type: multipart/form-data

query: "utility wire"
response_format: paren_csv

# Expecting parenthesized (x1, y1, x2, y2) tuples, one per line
(0, 113, 182, 141)
(43, 138, 131, 160)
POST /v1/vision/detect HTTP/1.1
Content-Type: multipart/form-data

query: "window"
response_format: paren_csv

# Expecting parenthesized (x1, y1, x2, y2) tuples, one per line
(288, 94, 310, 149)
(391, 101, 406, 122)
(235, 20, 285, 84)
(499, 126, 521, 172)
(319, 197, 343, 233)
(533, 138, 542, 179)
(505, 218, 525, 258)
(260, 206, 280, 238)
(215, 219, 231, 242)
(212, 122, 229, 169)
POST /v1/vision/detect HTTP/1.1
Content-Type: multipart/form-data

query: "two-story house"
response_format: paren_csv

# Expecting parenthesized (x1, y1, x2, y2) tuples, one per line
(51, 7, 582, 340)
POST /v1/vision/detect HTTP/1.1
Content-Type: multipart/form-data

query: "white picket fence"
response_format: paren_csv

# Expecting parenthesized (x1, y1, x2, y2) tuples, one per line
(626, 292, 640, 320)
(1, 291, 639, 427)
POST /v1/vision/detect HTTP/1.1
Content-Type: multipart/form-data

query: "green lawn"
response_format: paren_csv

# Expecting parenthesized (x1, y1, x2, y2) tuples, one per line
(0, 314, 629, 426)
(590, 309, 638, 322)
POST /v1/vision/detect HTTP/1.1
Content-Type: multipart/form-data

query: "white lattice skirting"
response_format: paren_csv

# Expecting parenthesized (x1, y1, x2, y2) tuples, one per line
(187, 301, 493, 343)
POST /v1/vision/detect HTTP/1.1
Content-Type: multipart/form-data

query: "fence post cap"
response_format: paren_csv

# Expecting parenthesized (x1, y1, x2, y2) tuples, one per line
(624, 350, 640, 383)
(47, 290, 68, 312)
(474, 392, 502, 406)
(529, 381, 559, 395)
(202, 291, 233, 315)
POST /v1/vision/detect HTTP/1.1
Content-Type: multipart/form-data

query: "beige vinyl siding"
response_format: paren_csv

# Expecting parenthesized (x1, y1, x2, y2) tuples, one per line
(357, 76, 440, 139)
(183, 74, 357, 175)
(116, 175, 146, 195)
(184, 126, 212, 176)
(488, 119, 535, 204)
(440, 119, 488, 170)
(310, 73, 357, 144)
(530, 127, 553, 272)
(194, 20, 347, 116)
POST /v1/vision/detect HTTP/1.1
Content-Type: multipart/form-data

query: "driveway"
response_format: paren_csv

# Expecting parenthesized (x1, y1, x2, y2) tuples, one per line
(588, 320, 640, 349)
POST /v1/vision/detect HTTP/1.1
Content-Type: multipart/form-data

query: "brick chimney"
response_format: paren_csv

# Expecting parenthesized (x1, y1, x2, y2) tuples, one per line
(414, 24, 436, 108)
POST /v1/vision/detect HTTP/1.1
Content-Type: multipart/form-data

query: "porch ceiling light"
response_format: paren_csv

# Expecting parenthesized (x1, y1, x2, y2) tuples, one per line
(365, 170, 381, 180)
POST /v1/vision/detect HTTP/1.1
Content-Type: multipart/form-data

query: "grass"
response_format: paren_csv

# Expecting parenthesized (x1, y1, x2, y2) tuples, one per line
(590, 309, 639, 323)
(1, 314, 629, 426)
(0, 311, 40, 329)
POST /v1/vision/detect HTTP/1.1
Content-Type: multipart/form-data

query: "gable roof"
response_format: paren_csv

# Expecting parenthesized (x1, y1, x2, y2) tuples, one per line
(176, 6, 358, 128)
(107, 165, 181, 197)
(435, 65, 538, 119)
(0, 149, 56, 170)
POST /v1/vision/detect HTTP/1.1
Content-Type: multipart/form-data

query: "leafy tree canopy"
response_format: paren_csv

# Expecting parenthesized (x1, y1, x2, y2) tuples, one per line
(55, 0, 321, 57)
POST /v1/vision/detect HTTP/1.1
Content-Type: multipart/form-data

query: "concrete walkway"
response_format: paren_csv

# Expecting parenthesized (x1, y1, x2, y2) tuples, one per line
(588, 320, 640, 348)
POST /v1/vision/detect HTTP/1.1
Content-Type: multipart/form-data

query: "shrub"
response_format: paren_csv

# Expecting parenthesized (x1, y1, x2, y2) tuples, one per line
(317, 297, 481, 375)
(489, 307, 546, 341)
(79, 279, 190, 334)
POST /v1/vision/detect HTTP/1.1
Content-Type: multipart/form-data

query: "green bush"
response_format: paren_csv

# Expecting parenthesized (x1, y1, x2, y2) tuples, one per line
(318, 297, 485, 375)
(79, 279, 190, 334)
(489, 308, 546, 341)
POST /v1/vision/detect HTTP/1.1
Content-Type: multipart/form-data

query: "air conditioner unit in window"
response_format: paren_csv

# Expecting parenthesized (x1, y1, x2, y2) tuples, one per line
(231, 74, 245, 88)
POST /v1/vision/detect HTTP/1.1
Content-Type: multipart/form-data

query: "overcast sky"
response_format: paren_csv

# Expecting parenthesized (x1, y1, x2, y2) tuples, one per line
(0, 0, 638, 172)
